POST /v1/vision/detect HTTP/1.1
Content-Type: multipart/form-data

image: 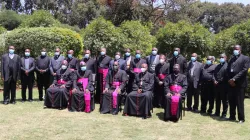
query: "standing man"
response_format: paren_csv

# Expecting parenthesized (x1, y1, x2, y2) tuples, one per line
(124, 48, 134, 94)
(78, 49, 96, 74)
(96, 48, 112, 103)
(1, 46, 21, 104)
(146, 47, 160, 73)
(227, 45, 249, 123)
(200, 56, 217, 115)
(20, 49, 35, 102)
(50, 48, 65, 84)
(213, 53, 228, 118)
(36, 48, 50, 101)
(186, 53, 202, 112)
(130, 50, 146, 74)
(109, 52, 125, 71)
(66, 50, 78, 71)
(169, 48, 187, 75)
(154, 54, 170, 108)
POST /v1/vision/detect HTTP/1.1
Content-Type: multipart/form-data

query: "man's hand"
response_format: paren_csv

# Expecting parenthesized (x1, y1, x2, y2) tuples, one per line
(53, 73, 56, 76)
(72, 88, 77, 93)
(214, 81, 218, 86)
(39, 70, 43, 73)
(137, 89, 142, 94)
(159, 81, 163, 85)
(228, 79, 236, 87)
(1, 77, 4, 81)
(175, 93, 181, 97)
(85, 89, 90, 94)
(42, 70, 46, 73)
(50, 84, 55, 88)
(60, 85, 66, 88)
(25, 70, 29, 76)
(103, 88, 108, 93)
(167, 93, 172, 97)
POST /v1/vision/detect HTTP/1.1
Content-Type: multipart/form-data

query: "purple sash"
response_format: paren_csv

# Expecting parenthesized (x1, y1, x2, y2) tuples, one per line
(57, 79, 66, 85)
(77, 78, 91, 113)
(158, 74, 166, 81)
(112, 82, 120, 109)
(169, 85, 182, 116)
(98, 68, 109, 91)
(133, 68, 141, 74)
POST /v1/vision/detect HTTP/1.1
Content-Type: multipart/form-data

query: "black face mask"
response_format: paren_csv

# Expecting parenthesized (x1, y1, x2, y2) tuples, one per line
(173, 70, 179, 74)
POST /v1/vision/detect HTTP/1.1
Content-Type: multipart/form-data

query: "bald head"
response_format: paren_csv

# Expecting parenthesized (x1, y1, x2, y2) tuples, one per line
(62, 60, 68, 66)
(136, 50, 141, 54)
(113, 61, 119, 71)
(173, 64, 180, 74)
(68, 50, 74, 54)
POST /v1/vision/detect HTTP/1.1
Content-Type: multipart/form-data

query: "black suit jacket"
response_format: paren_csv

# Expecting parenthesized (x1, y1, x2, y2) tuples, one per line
(1, 53, 21, 81)
(187, 61, 202, 88)
(227, 54, 249, 88)
(169, 54, 187, 75)
(20, 57, 35, 81)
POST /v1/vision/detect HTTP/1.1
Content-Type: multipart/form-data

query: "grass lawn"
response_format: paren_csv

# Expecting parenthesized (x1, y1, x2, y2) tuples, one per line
(0, 89, 249, 140)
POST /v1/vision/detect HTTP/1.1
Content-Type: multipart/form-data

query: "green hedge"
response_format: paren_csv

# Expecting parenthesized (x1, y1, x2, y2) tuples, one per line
(5, 27, 83, 57)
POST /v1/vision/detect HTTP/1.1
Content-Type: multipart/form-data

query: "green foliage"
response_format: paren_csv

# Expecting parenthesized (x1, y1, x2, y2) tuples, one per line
(20, 10, 60, 28)
(119, 20, 156, 55)
(0, 10, 22, 30)
(5, 27, 83, 58)
(156, 21, 214, 58)
(0, 26, 6, 34)
(83, 17, 121, 56)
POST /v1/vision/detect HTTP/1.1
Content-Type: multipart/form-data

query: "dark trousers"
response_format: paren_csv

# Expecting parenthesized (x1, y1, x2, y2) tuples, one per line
(215, 83, 228, 116)
(21, 76, 34, 100)
(37, 73, 50, 100)
(3, 77, 17, 102)
(200, 81, 215, 113)
(187, 82, 199, 110)
(228, 86, 245, 121)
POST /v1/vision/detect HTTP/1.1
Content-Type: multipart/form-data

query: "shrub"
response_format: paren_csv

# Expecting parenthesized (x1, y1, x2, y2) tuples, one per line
(0, 10, 22, 30)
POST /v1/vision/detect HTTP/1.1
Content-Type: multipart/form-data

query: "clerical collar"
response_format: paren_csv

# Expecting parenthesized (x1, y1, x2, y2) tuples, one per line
(174, 73, 179, 77)
(25, 56, 29, 59)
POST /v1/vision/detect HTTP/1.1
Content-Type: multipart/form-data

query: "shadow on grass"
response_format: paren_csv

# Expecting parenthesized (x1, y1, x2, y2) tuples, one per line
(156, 112, 164, 121)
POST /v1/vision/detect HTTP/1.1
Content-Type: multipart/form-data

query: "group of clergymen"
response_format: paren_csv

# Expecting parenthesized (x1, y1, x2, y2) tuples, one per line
(1, 45, 249, 123)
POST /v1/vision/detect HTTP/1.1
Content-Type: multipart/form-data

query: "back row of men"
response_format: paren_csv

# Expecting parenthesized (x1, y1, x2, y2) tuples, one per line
(1, 45, 249, 122)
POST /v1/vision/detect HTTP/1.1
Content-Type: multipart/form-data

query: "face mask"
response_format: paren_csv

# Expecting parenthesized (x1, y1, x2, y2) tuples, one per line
(136, 54, 141, 59)
(206, 60, 212, 65)
(152, 50, 157, 55)
(113, 66, 118, 70)
(81, 66, 87, 71)
(68, 54, 72, 58)
(159, 59, 165, 64)
(220, 58, 225, 64)
(115, 55, 120, 60)
(41, 52, 46, 56)
(25, 52, 30, 57)
(191, 57, 196, 62)
(61, 65, 67, 70)
(84, 54, 90, 58)
(101, 51, 105, 55)
(233, 50, 239, 56)
(173, 51, 178, 56)
(55, 52, 60, 56)
(174, 70, 179, 74)
(141, 68, 146, 73)
(125, 52, 130, 57)
(9, 49, 14, 54)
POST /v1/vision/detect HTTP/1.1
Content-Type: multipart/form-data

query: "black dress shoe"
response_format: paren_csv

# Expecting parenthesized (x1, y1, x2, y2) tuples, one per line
(39, 98, 43, 101)
(3, 101, 8, 105)
(207, 112, 212, 116)
(193, 109, 199, 113)
(220, 115, 227, 119)
(187, 108, 192, 111)
(238, 120, 245, 124)
(228, 117, 236, 121)
(22, 100, 26, 103)
(28, 99, 33, 102)
(212, 113, 220, 117)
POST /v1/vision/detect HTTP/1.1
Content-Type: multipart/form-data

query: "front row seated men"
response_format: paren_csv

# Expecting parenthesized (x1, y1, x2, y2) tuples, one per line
(123, 63, 154, 119)
(44, 60, 74, 109)
(164, 64, 188, 122)
(68, 61, 94, 112)
(101, 61, 127, 115)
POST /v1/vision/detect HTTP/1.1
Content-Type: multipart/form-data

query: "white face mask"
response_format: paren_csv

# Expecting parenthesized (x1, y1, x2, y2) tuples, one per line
(159, 59, 165, 64)
(115, 55, 120, 60)
(41, 52, 46, 56)
(141, 68, 146, 73)
(61, 65, 67, 70)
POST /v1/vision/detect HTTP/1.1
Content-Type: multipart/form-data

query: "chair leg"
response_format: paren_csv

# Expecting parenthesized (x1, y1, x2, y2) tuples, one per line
(183, 99, 185, 117)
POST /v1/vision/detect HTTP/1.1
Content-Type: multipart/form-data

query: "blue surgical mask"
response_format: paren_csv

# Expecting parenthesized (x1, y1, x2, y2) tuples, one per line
(101, 51, 105, 55)
(61, 65, 67, 70)
(55, 52, 60, 56)
(135, 54, 141, 59)
(152, 50, 157, 55)
(41, 52, 46, 56)
(68, 54, 72, 58)
(233, 50, 239, 56)
(84, 54, 90, 58)
(25, 52, 30, 57)
(125, 52, 130, 57)
(9, 49, 14, 54)
(173, 51, 178, 56)
(81, 66, 87, 71)
(206, 60, 212, 65)
(191, 57, 196, 62)
(220, 58, 225, 64)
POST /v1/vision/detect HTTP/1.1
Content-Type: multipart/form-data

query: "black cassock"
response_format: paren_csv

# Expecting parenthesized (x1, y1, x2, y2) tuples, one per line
(123, 71, 154, 118)
(96, 55, 112, 103)
(154, 62, 170, 108)
(66, 57, 78, 70)
(100, 70, 127, 114)
(45, 68, 74, 109)
(164, 74, 187, 121)
(68, 70, 94, 112)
